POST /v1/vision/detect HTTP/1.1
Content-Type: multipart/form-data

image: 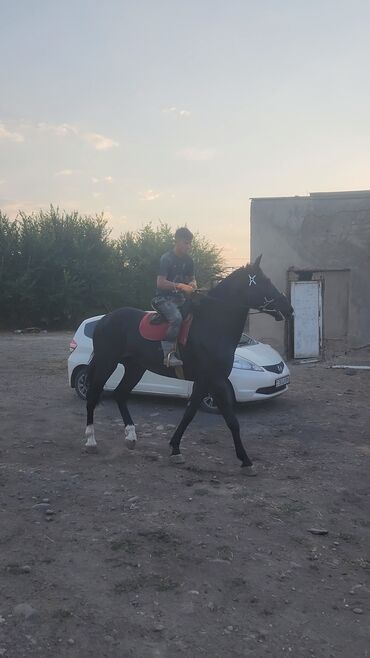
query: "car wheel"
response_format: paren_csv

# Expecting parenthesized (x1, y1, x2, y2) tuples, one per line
(74, 366, 89, 401)
(200, 383, 235, 414)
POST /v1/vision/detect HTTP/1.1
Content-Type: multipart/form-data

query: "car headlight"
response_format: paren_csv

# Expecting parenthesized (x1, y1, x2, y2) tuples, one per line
(233, 356, 264, 371)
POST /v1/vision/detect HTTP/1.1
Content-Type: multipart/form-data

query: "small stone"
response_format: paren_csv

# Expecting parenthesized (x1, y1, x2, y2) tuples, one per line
(127, 496, 140, 504)
(156, 425, 164, 431)
(20, 565, 31, 574)
(308, 528, 328, 536)
(67, 638, 75, 645)
(227, 625, 234, 631)
(352, 607, 363, 614)
(7, 564, 31, 575)
(166, 424, 176, 429)
(153, 623, 165, 632)
(207, 602, 216, 611)
(42, 498, 50, 503)
(13, 603, 37, 619)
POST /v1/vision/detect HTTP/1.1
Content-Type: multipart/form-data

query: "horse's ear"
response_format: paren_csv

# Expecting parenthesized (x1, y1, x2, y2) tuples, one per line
(253, 254, 262, 269)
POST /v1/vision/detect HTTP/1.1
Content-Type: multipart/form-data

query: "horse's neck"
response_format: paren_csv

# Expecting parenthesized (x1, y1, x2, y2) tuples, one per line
(199, 294, 248, 347)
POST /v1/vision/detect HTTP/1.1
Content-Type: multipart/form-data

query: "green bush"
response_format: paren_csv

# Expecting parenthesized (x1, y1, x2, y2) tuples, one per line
(0, 208, 224, 328)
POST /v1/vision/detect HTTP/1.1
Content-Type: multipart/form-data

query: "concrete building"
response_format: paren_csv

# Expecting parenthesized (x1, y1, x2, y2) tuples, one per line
(250, 191, 370, 359)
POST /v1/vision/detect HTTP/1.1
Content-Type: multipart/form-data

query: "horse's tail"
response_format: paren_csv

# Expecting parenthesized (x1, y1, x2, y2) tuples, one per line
(86, 354, 96, 396)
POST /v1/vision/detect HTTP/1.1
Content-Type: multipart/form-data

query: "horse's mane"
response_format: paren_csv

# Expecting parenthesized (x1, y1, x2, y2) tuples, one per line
(207, 265, 252, 298)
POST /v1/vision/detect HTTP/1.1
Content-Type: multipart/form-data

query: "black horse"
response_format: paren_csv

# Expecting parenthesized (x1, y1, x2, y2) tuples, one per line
(85, 256, 293, 473)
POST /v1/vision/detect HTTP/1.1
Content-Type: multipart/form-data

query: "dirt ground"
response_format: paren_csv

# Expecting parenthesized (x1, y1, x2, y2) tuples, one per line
(0, 332, 369, 658)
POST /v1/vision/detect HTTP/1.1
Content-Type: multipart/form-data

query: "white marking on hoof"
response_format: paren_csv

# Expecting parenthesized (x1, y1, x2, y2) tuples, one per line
(85, 444, 98, 454)
(125, 425, 137, 450)
(170, 453, 185, 464)
(85, 424, 97, 450)
(241, 464, 257, 476)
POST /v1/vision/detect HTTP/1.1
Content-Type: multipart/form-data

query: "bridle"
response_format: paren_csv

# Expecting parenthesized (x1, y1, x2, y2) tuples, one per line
(257, 294, 287, 320)
(194, 289, 288, 319)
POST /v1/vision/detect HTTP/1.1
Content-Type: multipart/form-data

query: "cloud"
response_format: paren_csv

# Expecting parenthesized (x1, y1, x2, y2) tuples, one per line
(91, 175, 114, 183)
(84, 132, 119, 150)
(162, 107, 191, 117)
(92, 192, 102, 198)
(54, 169, 81, 177)
(177, 147, 215, 162)
(0, 123, 24, 143)
(37, 122, 78, 137)
(2, 201, 48, 218)
(2, 120, 120, 153)
(140, 189, 160, 201)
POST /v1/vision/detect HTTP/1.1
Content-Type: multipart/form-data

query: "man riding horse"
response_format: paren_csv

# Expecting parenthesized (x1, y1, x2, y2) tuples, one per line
(152, 227, 196, 368)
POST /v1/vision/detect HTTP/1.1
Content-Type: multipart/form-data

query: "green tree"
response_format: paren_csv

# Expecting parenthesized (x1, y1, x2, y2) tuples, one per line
(0, 207, 122, 327)
(0, 210, 225, 327)
(0, 211, 21, 322)
(116, 222, 224, 310)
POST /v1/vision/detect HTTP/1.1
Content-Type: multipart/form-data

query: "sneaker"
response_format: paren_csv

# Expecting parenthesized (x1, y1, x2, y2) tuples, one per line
(164, 352, 183, 367)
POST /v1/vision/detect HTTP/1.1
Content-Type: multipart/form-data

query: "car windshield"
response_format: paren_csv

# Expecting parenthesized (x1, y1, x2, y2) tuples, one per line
(238, 333, 258, 347)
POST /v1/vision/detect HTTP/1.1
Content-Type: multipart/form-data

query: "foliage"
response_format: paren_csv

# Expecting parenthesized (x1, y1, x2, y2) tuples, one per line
(117, 222, 224, 310)
(0, 208, 224, 328)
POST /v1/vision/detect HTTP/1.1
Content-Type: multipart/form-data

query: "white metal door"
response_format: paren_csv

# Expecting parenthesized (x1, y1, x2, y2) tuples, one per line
(291, 281, 322, 358)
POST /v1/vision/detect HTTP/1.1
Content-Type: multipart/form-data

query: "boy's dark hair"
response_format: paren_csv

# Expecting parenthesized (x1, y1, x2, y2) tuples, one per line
(175, 226, 193, 241)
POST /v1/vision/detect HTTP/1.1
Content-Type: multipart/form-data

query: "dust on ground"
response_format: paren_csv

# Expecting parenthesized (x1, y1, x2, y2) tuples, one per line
(0, 333, 369, 658)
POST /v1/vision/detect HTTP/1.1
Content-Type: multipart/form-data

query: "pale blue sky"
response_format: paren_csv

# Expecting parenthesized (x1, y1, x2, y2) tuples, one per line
(1, 0, 370, 263)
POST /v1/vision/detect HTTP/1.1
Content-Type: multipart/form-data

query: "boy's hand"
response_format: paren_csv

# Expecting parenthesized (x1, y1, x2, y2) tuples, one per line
(176, 283, 194, 295)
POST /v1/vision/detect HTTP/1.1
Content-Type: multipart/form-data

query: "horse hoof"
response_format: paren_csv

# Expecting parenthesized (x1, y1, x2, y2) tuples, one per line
(170, 453, 185, 464)
(85, 444, 98, 454)
(125, 438, 137, 451)
(241, 464, 257, 476)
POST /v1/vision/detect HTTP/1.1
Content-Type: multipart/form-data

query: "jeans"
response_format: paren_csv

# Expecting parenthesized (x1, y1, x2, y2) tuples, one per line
(152, 295, 184, 342)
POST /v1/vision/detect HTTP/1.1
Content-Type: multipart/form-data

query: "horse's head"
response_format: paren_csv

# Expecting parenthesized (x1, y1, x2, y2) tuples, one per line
(243, 255, 293, 321)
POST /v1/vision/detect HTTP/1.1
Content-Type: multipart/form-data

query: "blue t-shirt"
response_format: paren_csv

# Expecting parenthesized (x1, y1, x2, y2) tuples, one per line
(156, 250, 194, 296)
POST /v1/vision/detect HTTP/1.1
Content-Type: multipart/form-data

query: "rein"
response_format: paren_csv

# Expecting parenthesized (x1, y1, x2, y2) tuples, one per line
(193, 290, 284, 317)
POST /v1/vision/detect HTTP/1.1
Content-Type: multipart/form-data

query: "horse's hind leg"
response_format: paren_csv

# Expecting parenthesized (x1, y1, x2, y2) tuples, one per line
(85, 358, 117, 451)
(169, 382, 205, 463)
(114, 360, 146, 450)
(213, 381, 255, 474)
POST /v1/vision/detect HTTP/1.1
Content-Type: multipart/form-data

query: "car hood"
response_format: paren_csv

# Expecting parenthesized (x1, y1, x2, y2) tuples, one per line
(235, 342, 284, 367)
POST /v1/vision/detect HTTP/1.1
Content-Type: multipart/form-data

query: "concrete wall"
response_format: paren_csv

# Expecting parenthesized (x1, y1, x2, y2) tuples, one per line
(250, 191, 370, 354)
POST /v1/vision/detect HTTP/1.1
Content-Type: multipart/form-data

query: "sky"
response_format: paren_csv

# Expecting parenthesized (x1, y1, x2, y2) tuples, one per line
(1, 0, 370, 265)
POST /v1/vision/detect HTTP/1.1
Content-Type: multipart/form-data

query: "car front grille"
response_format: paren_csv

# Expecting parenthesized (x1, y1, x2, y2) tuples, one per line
(256, 384, 288, 395)
(263, 361, 285, 374)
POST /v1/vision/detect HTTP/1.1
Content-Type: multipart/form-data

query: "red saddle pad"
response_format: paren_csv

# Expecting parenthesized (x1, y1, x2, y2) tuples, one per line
(139, 312, 193, 345)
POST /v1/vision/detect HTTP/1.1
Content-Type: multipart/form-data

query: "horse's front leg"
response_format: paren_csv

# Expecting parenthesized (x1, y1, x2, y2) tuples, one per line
(213, 381, 256, 475)
(169, 382, 205, 464)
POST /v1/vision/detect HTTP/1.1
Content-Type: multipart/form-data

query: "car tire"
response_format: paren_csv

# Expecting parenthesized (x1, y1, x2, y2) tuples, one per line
(74, 366, 89, 401)
(200, 383, 235, 414)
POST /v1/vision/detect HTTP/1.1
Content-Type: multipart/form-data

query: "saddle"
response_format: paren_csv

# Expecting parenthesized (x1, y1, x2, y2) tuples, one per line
(139, 311, 193, 345)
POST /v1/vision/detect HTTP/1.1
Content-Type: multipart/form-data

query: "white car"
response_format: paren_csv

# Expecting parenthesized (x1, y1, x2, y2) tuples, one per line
(68, 315, 290, 413)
